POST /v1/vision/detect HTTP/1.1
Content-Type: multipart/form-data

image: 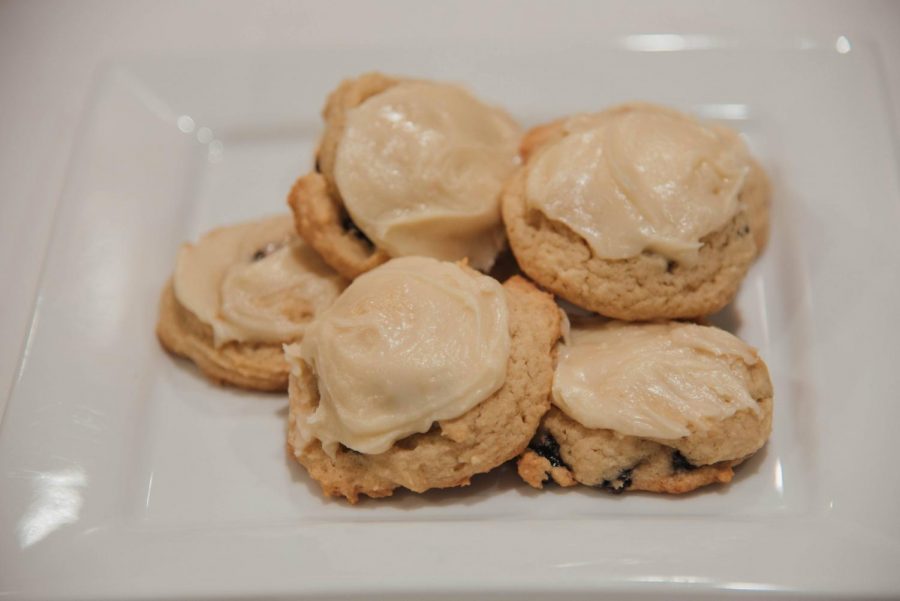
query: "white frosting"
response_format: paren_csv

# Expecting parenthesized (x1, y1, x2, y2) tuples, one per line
(526, 103, 751, 265)
(286, 257, 510, 455)
(552, 320, 761, 439)
(334, 80, 521, 270)
(173, 215, 346, 346)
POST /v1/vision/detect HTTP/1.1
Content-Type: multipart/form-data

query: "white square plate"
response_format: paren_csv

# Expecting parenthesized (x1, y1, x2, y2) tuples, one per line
(2, 37, 900, 599)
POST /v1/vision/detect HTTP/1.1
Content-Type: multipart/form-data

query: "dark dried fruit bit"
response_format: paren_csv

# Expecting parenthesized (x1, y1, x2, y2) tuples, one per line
(739, 225, 750, 236)
(600, 468, 634, 494)
(529, 433, 566, 468)
(672, 450, 697, 472)
(252, 241, 281, 261)
(341, 214, 374, 248)
(666, 260, 677, 274)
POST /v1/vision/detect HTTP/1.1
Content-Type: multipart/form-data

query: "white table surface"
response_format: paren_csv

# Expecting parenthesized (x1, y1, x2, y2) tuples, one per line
(1, 0, 899, 418)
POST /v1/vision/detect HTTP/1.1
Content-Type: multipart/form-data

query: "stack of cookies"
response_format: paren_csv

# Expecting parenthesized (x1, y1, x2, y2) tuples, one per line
(157, 72, 773, 503)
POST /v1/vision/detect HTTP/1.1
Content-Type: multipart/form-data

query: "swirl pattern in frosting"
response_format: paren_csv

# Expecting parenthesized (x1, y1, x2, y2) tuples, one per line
(552, 320, 761, 440)
(525, 103, 751, 265)
(173, 215, 346, 346)
(286, 256, 510, 455)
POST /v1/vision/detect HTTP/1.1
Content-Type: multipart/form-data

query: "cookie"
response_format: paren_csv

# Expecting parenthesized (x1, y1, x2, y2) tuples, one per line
(289, 72, 520, 279)
(157, 281, 290, 391)
(156, 215, 346, 391)
(503, 103, 764, 320)
(286, 262, 562, 503)
(743, 158, 772, 253)
(517, 320, 773, 494)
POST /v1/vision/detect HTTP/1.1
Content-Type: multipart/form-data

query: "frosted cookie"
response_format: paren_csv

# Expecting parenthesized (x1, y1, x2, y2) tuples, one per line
(285, 257, 561, 503)
(503, 103, 769, 320)
(156, 215, 347, 391)
(517, 320, 773, 494)
(742, 158, 772, 253)
(288, 73, 521, 279)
